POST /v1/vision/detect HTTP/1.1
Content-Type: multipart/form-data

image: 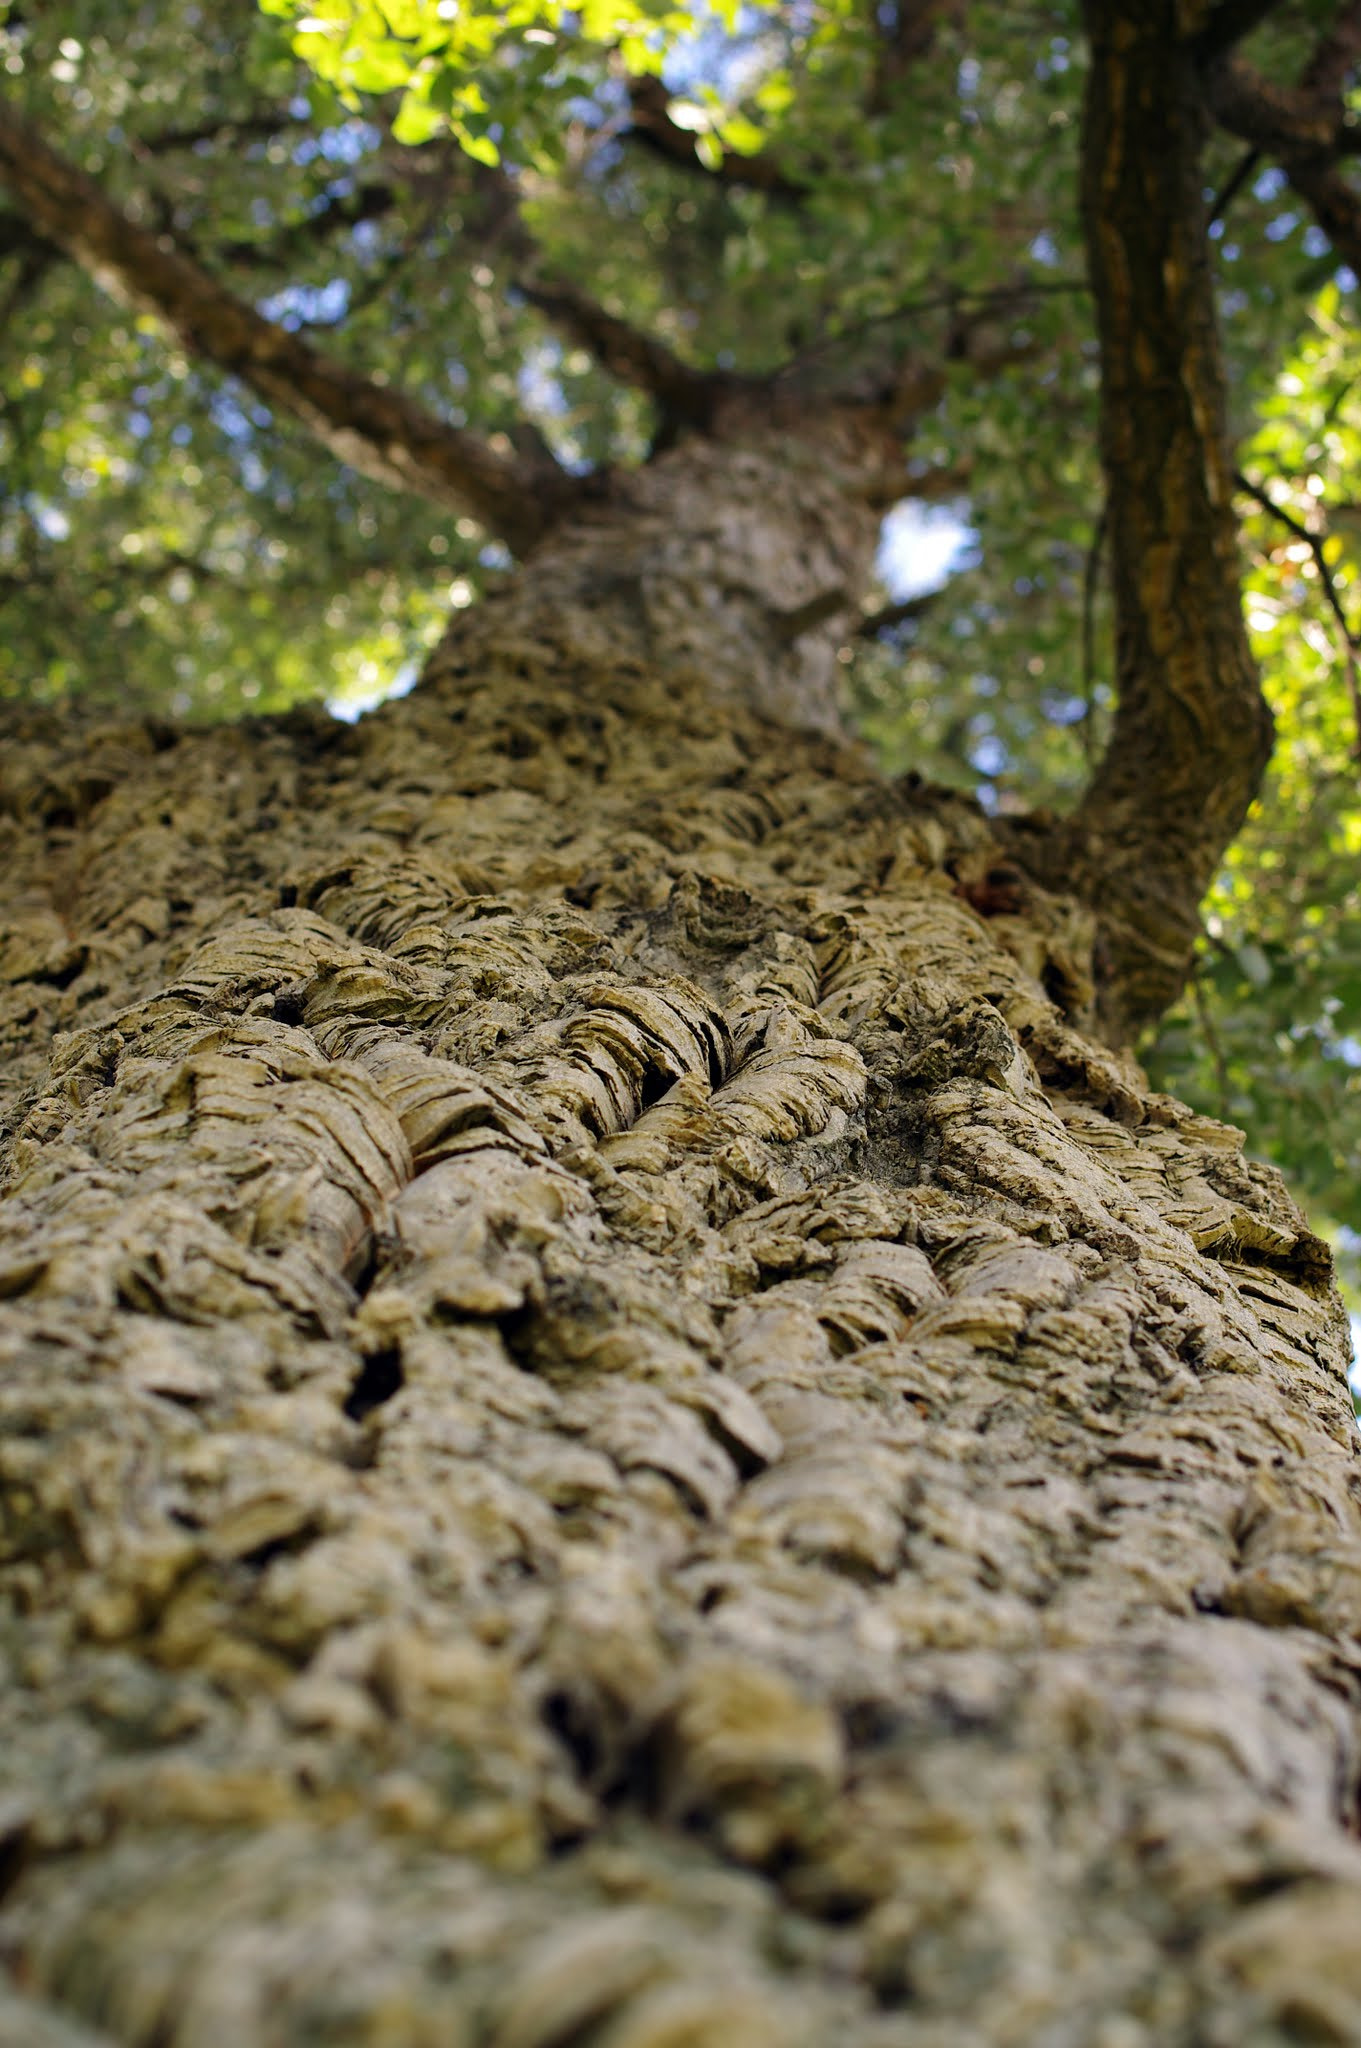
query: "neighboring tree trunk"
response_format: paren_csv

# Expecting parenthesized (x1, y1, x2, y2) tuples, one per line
(2, 429, 1359, 2048)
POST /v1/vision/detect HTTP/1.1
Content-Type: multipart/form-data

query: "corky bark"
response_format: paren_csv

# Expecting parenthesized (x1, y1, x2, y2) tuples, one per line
(2, 11, 1360, 2040)
(1, 426, 1360, 2045)
(1022, 1, 1274, 1043)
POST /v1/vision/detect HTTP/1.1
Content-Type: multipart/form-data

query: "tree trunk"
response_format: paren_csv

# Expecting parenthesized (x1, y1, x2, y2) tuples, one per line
(1, 433, 1360, 2048)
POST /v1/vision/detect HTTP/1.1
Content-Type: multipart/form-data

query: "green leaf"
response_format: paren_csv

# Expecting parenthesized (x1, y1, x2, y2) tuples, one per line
(458, 128, 500, 166)
(392, 89, 444, 142)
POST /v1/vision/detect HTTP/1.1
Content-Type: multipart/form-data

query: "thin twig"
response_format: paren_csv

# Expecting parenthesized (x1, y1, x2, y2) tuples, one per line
(778, 277, 1088, 370)
(1236, 467, 1361, 758)
(1208, 145, 1260, 225)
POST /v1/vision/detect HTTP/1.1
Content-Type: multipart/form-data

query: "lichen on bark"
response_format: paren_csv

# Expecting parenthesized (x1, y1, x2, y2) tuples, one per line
(1, 515, 1359, 2042)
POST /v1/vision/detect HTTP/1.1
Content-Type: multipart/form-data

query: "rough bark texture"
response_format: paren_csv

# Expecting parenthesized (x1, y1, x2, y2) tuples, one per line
(1036, 2, 1274, 1042)
(1, 429, 1359, 2048)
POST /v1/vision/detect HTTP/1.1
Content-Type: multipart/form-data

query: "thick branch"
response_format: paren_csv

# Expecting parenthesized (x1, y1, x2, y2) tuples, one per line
(1203, 50, 1351, 152)
(1043, 2, 1273, 1041)
(517, 275, 733, 423)
(436, 155, 738, 424)
(1202, 5, 1361, 274)
(1192, 0, 1288, 64)
(623, 77, 808, 200)
(0, 98, 573, 552)
(857, 591, 935, 638)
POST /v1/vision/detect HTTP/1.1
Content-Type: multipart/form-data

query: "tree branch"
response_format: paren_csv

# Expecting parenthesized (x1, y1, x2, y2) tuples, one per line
(517, 275, 734, 423)
(1031, 1, 1274, 1041)
(1237, 468, 1361, 757)
(214, 179, 404, 273)
(1285, 154, 1361, 276)
(129, 108, 306, 158)
(1201, 5, 1361, 275)
(856, 591, 936, 638)
(1207, 144, 1260, 224)
(1202, 51, 1349, 153)
(0, 98, 575, 553)
(622, 76, 808, 200)
(432, 154, 738, 424)
(1192, 0, 1287, 65)
(1301, 0, 1361, 101)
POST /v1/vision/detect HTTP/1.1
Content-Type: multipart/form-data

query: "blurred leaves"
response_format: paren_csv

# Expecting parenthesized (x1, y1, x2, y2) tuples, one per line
(258, 0, 715, 159)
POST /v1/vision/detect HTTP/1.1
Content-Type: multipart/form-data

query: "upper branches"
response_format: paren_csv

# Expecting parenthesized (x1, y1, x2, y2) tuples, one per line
(622, 77, 808, 200)
(0, 97, 575, 554)
(0, 90, 782, 532)
(517, 274, 738, 429)
(1201, 1, 1361, 273)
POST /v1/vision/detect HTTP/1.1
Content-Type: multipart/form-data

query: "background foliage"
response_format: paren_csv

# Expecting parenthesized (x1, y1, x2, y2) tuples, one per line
(1, 0, 1359, 1298)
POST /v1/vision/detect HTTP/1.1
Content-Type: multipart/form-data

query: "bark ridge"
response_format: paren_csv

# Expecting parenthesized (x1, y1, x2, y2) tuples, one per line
(0, 616, 1358, 2046)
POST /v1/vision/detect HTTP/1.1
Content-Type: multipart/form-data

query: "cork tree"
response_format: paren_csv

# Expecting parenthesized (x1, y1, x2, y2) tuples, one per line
(2, 5, 1361, 2045)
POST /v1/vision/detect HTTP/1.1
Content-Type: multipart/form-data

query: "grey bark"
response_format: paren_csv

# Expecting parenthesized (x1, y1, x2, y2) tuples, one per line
(1, 424, 1359, 2048)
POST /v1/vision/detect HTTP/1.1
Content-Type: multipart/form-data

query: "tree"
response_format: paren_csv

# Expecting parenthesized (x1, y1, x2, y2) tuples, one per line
(1, 3, 1361, 2043)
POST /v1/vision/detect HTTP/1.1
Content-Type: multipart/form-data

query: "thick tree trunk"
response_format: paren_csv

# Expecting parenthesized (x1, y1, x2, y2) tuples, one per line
(1, 437, 1360, 2048)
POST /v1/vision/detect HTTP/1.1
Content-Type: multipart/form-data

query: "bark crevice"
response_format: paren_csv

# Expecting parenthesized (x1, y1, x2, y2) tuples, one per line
(1, 627, 1357, 2047)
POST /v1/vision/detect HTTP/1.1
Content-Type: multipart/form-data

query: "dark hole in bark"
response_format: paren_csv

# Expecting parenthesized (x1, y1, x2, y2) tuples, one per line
(0, 1818, 32, 1907)
(541, 1687, 601, 1782)
(278, 882, 298, 908)
(343, 1346, 404, 1422)
(843, 1696, 906, 1751)
(1041, 959, 1084, 1015)
(637, 1064, 673, 1113)
(810, 1887, 875, 1927)
(271, 987, 306, 1025)
(238, 1522, 319, 1571)
(34, 948, 87, 991)
(870, 1957, 919, 2011)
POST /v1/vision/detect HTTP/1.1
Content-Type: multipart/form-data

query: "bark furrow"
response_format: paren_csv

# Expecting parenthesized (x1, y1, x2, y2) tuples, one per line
(1, 603, 1357, 2047)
